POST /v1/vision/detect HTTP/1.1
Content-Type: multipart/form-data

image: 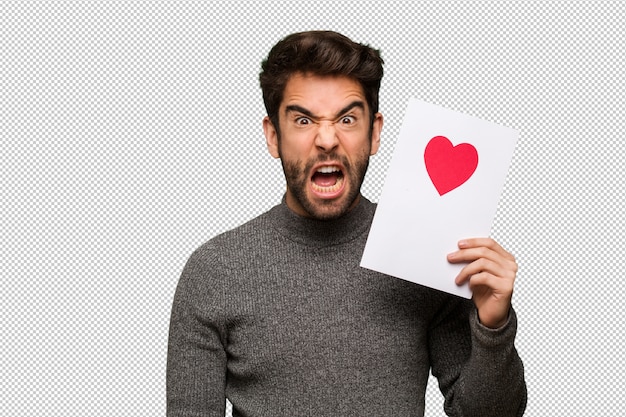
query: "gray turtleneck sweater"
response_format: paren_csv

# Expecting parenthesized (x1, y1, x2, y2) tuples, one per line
(167, 197, 526, 416)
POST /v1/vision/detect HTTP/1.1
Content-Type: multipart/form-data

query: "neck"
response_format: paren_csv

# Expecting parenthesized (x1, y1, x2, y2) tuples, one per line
(270, 194, 375, 247)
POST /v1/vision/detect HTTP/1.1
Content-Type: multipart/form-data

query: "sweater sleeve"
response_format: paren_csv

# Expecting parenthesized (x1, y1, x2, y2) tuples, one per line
(429, 297, 527, 417)
(167, 246, 228, 417)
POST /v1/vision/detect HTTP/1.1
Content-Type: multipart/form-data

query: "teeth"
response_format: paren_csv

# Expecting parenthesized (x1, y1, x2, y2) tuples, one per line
(316, 166, 340, 174)
(312, 176, 344, 193)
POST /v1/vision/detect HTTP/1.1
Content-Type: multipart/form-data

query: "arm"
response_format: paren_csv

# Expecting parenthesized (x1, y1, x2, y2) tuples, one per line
(429, 238, 527, 416)
(429, 299, 526, 416)
(167, 247, 227, 417)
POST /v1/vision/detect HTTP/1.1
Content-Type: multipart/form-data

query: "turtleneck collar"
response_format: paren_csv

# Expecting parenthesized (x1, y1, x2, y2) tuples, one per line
(268, 194, 376, 247)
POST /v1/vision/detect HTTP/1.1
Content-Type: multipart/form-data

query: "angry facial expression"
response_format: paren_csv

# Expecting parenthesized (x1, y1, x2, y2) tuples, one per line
(264, 73, 383, 220)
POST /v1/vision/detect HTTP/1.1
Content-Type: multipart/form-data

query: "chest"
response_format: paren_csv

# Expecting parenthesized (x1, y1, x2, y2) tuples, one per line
(223, 262, 434, 383)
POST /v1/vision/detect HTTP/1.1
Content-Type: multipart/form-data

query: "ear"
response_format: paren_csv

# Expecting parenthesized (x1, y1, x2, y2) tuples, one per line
(369, 112, 384, 156)
(263, 116, 280, 159)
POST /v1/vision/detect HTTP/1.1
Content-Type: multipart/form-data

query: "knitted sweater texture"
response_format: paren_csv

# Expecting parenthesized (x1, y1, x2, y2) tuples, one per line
(167, 197, 526, 416)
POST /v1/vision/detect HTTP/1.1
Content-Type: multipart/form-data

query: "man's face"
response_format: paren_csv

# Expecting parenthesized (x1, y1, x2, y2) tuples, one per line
(263, 73, 383, 220)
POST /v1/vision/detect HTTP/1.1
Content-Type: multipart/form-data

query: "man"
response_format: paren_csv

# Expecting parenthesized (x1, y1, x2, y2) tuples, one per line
(167, 31, 526, 416)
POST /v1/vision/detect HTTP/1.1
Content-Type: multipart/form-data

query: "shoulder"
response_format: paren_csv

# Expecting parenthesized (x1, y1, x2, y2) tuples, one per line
(185, 206, 280, 272)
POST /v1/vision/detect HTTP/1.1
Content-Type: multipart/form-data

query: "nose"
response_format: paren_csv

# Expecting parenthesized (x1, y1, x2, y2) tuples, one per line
(314, 121, 339, 152)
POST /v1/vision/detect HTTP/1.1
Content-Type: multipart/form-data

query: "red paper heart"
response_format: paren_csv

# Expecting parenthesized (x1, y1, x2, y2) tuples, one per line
(424, 136, 478, 196)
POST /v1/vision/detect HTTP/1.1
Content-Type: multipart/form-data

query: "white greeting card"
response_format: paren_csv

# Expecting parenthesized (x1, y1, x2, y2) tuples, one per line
(361, 99, 518, 298)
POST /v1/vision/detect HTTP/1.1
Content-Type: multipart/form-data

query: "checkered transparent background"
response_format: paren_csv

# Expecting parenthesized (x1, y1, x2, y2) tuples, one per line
(4, 1, 624, 415)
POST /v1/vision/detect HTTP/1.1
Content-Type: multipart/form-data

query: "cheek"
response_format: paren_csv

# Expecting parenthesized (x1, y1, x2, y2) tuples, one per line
(278, 136, 313, 159)
(278, 143, 301, 161)
(346, 136, 374, 158)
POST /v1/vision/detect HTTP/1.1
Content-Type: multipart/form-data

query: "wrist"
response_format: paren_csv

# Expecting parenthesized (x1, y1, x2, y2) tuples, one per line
(478, 310, 510, 329)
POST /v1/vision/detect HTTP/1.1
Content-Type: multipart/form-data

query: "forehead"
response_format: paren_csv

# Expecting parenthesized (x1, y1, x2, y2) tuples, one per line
(281, 73, 367, 114)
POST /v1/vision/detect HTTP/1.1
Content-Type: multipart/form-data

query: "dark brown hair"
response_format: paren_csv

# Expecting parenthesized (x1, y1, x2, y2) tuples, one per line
(259, 31, 384, 132)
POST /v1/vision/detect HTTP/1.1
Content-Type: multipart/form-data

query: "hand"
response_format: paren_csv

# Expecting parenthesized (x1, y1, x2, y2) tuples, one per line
(447, 238, 518, 329)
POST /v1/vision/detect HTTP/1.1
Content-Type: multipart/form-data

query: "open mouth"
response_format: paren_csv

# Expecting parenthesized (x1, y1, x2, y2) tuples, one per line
(311, 165, 345, 195)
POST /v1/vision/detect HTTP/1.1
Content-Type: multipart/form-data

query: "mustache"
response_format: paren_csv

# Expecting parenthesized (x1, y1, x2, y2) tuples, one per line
(304, 153, 351, 171)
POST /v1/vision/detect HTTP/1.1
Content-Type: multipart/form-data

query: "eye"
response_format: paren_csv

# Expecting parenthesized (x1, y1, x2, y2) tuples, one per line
(295, 116, 312, 125)
(340, 115, 356, 125)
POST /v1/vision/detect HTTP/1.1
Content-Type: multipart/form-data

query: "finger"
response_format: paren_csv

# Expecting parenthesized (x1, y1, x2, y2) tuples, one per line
(467, 271, 512, 292)
(448, 246, 503, 265)
(454, 258, 506, 285)
(458, 238, 514, 260)
(448, 246, 518, 277)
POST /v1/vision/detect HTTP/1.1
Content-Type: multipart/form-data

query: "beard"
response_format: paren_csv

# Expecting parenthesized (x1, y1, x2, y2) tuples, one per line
(280, 151, 370, 221)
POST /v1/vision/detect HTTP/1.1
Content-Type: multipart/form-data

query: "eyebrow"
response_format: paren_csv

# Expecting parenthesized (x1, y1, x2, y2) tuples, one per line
(284, 100, 365, 120)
